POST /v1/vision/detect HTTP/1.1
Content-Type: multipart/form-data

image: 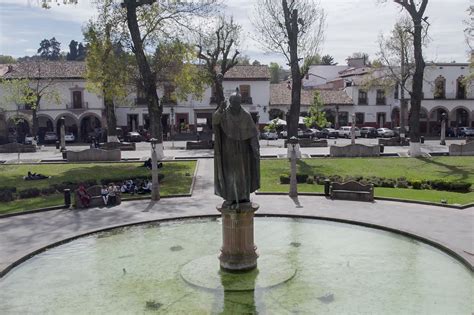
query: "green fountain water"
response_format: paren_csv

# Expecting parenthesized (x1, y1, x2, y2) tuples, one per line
(0, 217, 472, 314)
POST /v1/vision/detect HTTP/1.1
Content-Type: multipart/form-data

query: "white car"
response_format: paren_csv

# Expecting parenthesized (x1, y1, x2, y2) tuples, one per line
(261, 131, 278, 140)
(65, 133, 75, 143)
(377, 128, 395, 138)
(24, 135, 34, 145)
(337, 126, 361, 138)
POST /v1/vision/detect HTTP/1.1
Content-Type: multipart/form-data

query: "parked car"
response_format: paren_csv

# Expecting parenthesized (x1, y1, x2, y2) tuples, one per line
(125, 131, 143, 142)
(24, 135, 34, 145)
(337, 126, 361, 138)
(261, 131, 279, 140)
(299, 128, 319, 139)
(457, 127, 474, 137)
(316, 128, 339, 139)
(44, 131, 58, 143)
(65, 133, 75, 143)
(360, 127, 378, 138)
(377, 128, 395, 138)
(279, 129, 303, 138)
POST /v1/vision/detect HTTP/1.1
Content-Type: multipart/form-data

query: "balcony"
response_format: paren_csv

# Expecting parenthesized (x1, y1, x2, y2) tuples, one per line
(66, 102, 89, 110)
(376, 98, 386, 105)
(358, 98, 367, 105)
(210, 96, 217, 104)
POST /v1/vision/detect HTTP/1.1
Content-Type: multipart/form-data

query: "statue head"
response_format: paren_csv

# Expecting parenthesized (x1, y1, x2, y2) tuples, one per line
(229, 88, 242, 109)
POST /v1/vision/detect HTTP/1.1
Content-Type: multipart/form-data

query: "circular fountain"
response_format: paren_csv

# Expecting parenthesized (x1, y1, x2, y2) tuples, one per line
(0, 217, 472, 314)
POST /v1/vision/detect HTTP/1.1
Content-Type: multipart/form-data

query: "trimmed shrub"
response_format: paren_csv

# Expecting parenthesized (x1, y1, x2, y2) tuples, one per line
(0, 186, 17, 193)
(280, 174, 290, 185)
(328, 175, 342, 183)
(0, 190, 14, 202)
(411, 180, 423, 190)
(296, 174, 308, 184)
(449, 182, 471, 193)
(380, 178, 396, 188)
(306, 177, 314, 184)
(396, 180, 409, 189)
(41, 187, 57, 195)
(19, 188, 41, 199)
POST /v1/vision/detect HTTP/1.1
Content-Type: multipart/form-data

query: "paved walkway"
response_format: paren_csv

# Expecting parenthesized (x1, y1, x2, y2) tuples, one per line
(1, 159, 473, 276)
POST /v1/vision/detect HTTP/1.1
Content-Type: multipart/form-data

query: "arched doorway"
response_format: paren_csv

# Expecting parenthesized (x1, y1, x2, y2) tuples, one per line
(419, 108, 429, 134)
(428, 107, 448, 135)
(38, 115, 54, 143)
(80, 115, 102, 142)
(452, 107, 470, 127)
(0, 113, 7, 144)
(56, 115, 79, 141)
(7, 117, 30, 143)
(391, 107, 400, 128)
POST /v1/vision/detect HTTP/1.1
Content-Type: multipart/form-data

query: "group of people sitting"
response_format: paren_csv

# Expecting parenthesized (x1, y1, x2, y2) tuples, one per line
(23, 171, 50, 181)
(119, 179, 153, 195)
(77, 183, 120, 208)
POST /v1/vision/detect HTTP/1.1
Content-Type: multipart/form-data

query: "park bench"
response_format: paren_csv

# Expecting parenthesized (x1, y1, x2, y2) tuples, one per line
(284, 139, 327, 148)
(186, 140, 214, 150)
(330, 181, 374, 202)
(74, 185, 121, 209)
(100, 142, 136, 151)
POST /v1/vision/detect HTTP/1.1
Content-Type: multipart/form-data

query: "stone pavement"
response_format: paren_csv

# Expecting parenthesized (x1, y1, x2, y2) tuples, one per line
(0, 159, 473, 276)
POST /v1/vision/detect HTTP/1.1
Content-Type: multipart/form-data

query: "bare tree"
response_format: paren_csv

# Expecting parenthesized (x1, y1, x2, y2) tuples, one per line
(252, 0, 325, 138)
(383, 0, 430, 156)
(377, 16, 416, 138)
(196, 16, 241, 108)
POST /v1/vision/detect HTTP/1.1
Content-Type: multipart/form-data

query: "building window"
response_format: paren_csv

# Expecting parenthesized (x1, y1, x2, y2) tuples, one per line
(355, 113, 365, 125)
(240, 85, 252, 104)
(376, 89, 386, 105)
(457, 76, 466, 99)
(72, 91, 83, 109)
(358, 90, 367, 105)
(434, 76, 446, 99)
(394, 84, 399, 100)
(136, 84, 147, 105)
(338, 112, 349, 126)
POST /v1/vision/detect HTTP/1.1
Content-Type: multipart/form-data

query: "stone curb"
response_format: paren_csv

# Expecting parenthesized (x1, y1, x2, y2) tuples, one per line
(1, 214, 472, 279)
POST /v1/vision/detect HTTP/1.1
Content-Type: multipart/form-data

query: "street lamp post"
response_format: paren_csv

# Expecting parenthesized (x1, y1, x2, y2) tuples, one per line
(288, 136, 299, 198)
(150, 138, 160, 201)
(440, 113, 447, 146)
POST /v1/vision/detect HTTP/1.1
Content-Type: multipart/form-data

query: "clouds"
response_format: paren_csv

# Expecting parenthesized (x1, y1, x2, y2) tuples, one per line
(0, 0, 469, 64)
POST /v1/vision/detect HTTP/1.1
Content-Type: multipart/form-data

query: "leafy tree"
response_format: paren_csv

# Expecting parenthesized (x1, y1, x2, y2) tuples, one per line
(84, 0, 130, 142)
(37, 37, 61, 60)
(304, 90, 327, 129)
(67, 40, 79, 60)
(269, 62, 282, 83)
(253, 0, 325, 138)
(236, 54, 250, 65)
(77, 43, 87, 61)
(0, 55, 16, 64)
(197, 16, 241, 108)
(252, 60, 261, 66)
(321, 54, 337, 65)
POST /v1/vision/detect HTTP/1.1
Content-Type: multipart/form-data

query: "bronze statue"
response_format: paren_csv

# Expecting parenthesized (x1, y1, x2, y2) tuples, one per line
(213, 88, 260, 207)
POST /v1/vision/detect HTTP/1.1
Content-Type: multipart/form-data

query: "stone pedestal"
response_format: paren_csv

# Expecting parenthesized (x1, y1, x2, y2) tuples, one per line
(217, 202, 259, 272)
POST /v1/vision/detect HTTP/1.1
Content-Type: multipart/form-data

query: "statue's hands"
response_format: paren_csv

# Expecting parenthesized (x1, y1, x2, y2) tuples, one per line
(218, 100, 227, 113)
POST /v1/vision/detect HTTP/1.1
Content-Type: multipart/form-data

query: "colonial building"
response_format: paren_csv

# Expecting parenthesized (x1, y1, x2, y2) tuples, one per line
(0, 62, 270, 143)
(295, 62, 474, 133)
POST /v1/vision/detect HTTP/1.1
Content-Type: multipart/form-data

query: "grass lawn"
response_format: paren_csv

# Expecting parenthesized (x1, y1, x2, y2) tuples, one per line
(0, 161, 196, 215)
(260, 157, 474, 206)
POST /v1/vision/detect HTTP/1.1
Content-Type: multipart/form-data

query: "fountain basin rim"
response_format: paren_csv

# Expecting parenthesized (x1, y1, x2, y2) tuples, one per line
(1, 213, 472, 279)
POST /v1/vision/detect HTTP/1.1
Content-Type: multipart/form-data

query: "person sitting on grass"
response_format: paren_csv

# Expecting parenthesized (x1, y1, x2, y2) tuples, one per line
(137, 180, 152, 194)
(100, 185, 109, 206)
(77, 184, 91, 208)
(143, 158, 163, 170)
(120, 182, 129, 194)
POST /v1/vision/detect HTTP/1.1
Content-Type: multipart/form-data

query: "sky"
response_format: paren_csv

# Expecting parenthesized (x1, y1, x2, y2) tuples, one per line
(0, 0, 470, 67)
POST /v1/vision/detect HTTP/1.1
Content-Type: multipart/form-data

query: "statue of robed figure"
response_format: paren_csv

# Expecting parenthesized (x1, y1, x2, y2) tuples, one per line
(213, 88, 260, 207)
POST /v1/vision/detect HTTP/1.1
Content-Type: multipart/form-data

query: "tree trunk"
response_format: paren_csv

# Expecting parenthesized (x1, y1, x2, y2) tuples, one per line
(125, 1, 162, 143)
(409, 18, 425, 156)
(104, 95, 118, 142)
(32, 107, 38, 138)
(215, 77, 225, 108)
(283, 3, 302, 139)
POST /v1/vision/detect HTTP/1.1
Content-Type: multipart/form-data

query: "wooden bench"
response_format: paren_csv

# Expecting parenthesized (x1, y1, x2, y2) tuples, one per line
(330, 181, 374, 202)
(100, 142, 136, 151)
(74, 185, 121, 209)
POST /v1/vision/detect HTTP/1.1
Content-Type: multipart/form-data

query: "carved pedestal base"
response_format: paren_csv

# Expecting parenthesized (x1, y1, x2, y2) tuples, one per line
(217, 202, 259, 272)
